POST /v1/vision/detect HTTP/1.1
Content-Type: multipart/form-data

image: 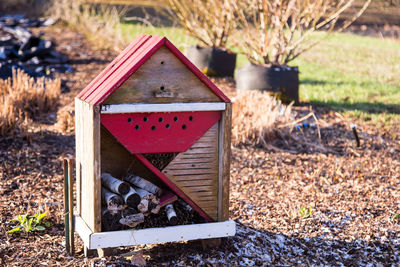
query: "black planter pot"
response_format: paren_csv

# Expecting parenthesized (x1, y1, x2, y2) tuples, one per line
(186, 45, 236, 77)
(236, 63, 299, 104)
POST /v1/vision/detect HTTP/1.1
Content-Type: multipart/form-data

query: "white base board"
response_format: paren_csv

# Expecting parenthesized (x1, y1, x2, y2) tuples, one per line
(74, 216, 236, 249)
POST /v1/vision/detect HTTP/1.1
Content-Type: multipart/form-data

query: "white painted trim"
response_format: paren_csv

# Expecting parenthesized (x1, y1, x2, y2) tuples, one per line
(88, 219, 236, 249)
(74, 216, 92, 248)
(101, 102, 226, 114)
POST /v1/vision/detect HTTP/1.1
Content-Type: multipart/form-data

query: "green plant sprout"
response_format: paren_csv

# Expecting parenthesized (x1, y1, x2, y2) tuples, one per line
(299, 206, 313, 219)
(8, 212, 50, 233)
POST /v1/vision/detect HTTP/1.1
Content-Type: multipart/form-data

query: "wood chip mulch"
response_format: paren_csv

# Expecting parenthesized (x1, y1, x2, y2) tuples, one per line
(0, 25, 399, 266)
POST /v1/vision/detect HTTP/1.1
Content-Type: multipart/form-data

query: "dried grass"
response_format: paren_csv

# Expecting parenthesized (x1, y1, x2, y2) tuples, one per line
(0, 69, 61, 136)
(55, 103, 74, 134)
(49, 0, 127, 51)
(231, 90, 294, 147)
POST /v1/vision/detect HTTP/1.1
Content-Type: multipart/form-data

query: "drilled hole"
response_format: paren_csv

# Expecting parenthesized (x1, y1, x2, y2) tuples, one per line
(166, 124, 170, 129)
(174, 116, 178, 122)
(159, 117, 163, 122)
(143, 117, 148, 122)
(182, 125, 187, 130)
(160, 86, 165, 91)
(128, 118, 132, 123)
(151, 126, 156, 131)
(135, 125, 140, 130)
(160, 61, 164, 65)
(189, 116, 193, 121)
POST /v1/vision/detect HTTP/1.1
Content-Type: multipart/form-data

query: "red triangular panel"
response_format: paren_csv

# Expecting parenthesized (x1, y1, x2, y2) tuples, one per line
(101, 111, 221, 153)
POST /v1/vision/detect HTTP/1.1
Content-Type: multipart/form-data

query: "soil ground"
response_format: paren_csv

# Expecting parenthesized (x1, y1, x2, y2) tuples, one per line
(0, 25, 399, 266)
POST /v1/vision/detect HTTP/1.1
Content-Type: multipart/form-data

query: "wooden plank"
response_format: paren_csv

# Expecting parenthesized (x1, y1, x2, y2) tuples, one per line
(163, 169, 218, 176)
(167, 173, 217, 181)
(87, 36, 165, 105)
(74, 216, 92, 249)
(100, 102, 226, 113)
(88, 220, 236, 249)
(166, 179, 216, 187)
(75, 99, 102, 233)
(135, 154, 214, 222)
(103, 46, 221, 104)
(161, 123, 219, 220)
(165, 162, 217, 169)
(164, 39, 230, 103)
(176, 156, 215, 162)
(218, 102, 232, 222)
(186, 147, 217, 154)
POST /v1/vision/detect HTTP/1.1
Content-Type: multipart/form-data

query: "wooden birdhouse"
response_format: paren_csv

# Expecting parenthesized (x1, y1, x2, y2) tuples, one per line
(73, 35, 235, 253)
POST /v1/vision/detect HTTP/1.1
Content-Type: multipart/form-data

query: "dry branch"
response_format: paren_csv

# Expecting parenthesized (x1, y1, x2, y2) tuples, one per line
(122, 186, 141, 208)
(124, 173, 162, 196)
(167, 0, 235, 48)
(119, 213, 145, 228)
(230, 0, 371, 65)
(101, 187, 124, 211)
(165, 204, 178, 225)
(101, 173, 130, 195)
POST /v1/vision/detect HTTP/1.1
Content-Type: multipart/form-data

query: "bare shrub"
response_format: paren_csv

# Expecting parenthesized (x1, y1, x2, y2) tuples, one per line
(0, 69, 61, 135)
(231, 90, 294, 147)
(231, 0, 371, 65)
(167, 0, 235, 48)
(49, 0, 127, 51)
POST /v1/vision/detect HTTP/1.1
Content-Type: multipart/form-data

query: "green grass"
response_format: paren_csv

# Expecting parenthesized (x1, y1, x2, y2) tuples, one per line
(120, 22, 400, 125)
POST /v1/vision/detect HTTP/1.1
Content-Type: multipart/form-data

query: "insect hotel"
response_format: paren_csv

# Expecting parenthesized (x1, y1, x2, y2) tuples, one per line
(72, 34, 235, 254)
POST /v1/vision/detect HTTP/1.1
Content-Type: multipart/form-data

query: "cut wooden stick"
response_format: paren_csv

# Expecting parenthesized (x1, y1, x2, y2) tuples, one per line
(137, 199, 149, 213)
(101, 187, 124, 211)
(101, 207, 122, 232)
(122, 186, 141, 208)
(149, 199, 161, 214)
(134, 187, 161, 214)
(177, 199, 194, 213)
(101, 173, 130, 195)
(119, 213, 145, 228)
(124, 173, 162, 196)
(160, 191, 178, 208)
(165, 204, 178, 226)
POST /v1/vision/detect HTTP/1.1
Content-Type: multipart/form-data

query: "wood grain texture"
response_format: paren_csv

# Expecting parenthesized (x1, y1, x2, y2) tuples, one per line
(75, 99, 102, 232)
(103, 46, 221, 104)
(219, 103, 232, 221)
(162, 123, 219, 220)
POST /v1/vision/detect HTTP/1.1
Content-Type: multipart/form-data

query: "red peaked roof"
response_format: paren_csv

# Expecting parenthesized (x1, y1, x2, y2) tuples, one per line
(77, 34, 230, 105)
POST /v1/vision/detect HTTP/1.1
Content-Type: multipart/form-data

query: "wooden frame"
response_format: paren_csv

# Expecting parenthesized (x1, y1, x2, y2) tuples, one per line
(101, 102, 226, 114)
(75, 99, 102, 233)
(75, 215, 235, 250)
